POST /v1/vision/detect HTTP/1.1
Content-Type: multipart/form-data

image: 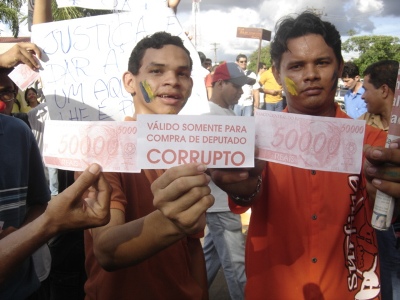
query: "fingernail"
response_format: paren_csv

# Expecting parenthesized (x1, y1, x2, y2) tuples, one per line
(372, 150, 383, 158)
(389, 142, 399, 149)
(367, 166, 377, 174)
(88, 164, 101, 175)
(205, 174, 211, 183)
(197, 164, 207, 172)
(372, 178, 382, 186)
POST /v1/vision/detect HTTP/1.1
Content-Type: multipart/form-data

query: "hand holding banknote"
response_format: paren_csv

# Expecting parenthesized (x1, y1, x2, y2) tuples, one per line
(364, 139, 400, 216)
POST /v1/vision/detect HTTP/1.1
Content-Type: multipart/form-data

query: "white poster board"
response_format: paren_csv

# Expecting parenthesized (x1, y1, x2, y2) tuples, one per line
(55, 0, 163, 10)
(31, 7, 208, 121)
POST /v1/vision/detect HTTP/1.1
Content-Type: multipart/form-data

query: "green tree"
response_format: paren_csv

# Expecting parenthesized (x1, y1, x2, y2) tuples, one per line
(342, 35, 400, 74)
(1, 0, 111, 37)
(0, 0, 23, 37)
(248, 44, 272, 73)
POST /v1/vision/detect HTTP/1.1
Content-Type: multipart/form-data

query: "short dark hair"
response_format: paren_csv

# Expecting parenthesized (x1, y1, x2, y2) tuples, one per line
(0, 68, 18, 95)
(24, 87, 38, 106)
(236, 54, 247, 62)
(258, 62, 266, 71)
(363, 60, 399, 92)
(342, 62, 360, 78)
(270, 11, 343, 70)
(198, 52, 206, 64)
(128, 32, 192, 75)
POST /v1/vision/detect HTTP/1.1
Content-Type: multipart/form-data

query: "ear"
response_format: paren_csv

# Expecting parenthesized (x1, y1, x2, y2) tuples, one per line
(272, 65, 282, 85)
(381, 84, 390, 99)
(123, 71, 136, 94)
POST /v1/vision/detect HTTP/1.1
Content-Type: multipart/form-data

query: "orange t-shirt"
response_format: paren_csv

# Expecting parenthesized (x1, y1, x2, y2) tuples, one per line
(84, 170, 208, 300)
(230, 105, 386, 299)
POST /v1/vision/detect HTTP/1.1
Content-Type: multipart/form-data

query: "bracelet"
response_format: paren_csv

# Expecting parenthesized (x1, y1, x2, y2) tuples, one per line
(229, 175, 262, 203)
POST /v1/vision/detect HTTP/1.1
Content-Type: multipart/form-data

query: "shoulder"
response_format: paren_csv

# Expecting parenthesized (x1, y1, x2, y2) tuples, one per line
(0, 114, 31, 134)
(364, 125, 386, 147)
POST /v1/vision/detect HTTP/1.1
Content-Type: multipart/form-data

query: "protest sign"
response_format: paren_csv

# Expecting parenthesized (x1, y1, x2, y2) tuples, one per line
(31, 7, 208, 121)
(56, 0, 151, 10)
(137, 115, 255, 169)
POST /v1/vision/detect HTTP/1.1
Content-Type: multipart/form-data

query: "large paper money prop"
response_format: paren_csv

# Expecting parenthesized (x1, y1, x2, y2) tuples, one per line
(43, 116, 255, 171)
(371, 66, 400, 231)
(31, 7, 208, 122)
(137, 115, 255, 169)
(44, 121, 139, 172)
(255, 110, 366, 174)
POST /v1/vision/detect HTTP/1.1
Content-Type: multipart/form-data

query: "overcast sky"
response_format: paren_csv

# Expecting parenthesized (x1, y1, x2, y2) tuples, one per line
(1, 0, 399, 64)
(174, 0, 400, 63)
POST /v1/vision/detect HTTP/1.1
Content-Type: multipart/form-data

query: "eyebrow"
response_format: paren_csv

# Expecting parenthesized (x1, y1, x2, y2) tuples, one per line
(146, 62, 191, 70)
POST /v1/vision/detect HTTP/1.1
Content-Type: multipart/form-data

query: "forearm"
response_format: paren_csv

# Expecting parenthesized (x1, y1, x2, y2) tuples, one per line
(21, 203, 47, 226)
(33, 0, 52, 24)
(253, 89, 260, 109)
(0, 214, 56, 284)
(92, 210, 185, 271)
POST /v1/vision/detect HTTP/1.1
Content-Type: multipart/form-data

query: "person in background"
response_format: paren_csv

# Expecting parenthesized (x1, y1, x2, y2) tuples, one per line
(341, 61, 367, 119)
(209, 11, 400, 299)
(204, 58, 212, 71)
(202, 62, 253, 299)
(358, 59, 400, 300)
(233, 54, 259, 116)
(205, 65, 218, 100)
(255, 62, 267, 110)
(0, 69, 31, 127)
(27, 93, 59, 197)
(25, 87, 40, 109)
(259, 65, 283, 111)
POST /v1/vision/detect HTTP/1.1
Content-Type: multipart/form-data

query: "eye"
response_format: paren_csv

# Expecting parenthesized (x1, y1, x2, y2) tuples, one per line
(317, 60, 330, 66)
(149, 69, 162, 74)
(289, 64, 301, 70)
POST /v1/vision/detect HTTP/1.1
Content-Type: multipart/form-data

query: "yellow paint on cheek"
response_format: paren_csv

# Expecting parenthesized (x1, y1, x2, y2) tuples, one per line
(140, 80, 155, 103)
(284, 77, 298, 96)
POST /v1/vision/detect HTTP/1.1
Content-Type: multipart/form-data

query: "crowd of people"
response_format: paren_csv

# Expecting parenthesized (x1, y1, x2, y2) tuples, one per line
(1, 0, 400, 299)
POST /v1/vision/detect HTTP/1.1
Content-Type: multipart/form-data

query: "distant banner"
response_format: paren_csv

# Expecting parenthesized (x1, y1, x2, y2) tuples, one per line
(56, 0, 168, 11)
(31, 7, 208, 121)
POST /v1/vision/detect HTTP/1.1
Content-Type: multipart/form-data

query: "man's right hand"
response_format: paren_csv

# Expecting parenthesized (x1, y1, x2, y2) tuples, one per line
(210, 159, 266, 201)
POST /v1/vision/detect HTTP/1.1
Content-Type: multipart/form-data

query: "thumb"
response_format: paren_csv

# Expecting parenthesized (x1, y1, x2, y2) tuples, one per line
(64, 164, 102, 201)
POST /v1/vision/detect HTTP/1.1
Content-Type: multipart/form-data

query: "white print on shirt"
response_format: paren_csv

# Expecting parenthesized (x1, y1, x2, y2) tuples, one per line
(344, 175, 380, 299)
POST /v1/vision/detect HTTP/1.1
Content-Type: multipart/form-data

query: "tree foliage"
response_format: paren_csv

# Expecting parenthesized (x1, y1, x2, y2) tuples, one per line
(248, 44, 272, 73)
(0, 1, 22, 37)
(1, 0, 112, 37)
(342, 35, 400, 74)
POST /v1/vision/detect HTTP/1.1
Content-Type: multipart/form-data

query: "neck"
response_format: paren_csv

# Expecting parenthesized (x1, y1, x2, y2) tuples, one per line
(210, 97, 229, 109)
(352, 81, 362, 93)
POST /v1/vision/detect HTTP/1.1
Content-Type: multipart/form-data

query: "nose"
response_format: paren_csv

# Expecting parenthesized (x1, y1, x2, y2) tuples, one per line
(304, 65, 320, 82)
(163, 71, 179, 86)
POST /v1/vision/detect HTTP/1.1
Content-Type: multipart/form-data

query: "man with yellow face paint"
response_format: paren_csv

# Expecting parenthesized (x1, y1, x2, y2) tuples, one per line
(210, 11, 400, 300)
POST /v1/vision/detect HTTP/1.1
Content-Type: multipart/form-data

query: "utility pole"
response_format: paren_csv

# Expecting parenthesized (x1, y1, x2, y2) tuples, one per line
(192, 0, 201, 48)
(210, 43, 219, 65)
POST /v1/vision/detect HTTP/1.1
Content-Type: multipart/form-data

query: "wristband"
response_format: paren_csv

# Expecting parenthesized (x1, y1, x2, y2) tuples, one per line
(229, 175, 262, 203)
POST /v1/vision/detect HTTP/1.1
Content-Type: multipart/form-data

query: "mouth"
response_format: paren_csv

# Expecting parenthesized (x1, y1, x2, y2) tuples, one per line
(303, 87, 323, 96)
(157, 93, 183, 104)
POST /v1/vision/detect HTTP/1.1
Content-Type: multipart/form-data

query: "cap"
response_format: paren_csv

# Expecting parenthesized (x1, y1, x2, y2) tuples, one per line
(212, 62, 256, 86)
